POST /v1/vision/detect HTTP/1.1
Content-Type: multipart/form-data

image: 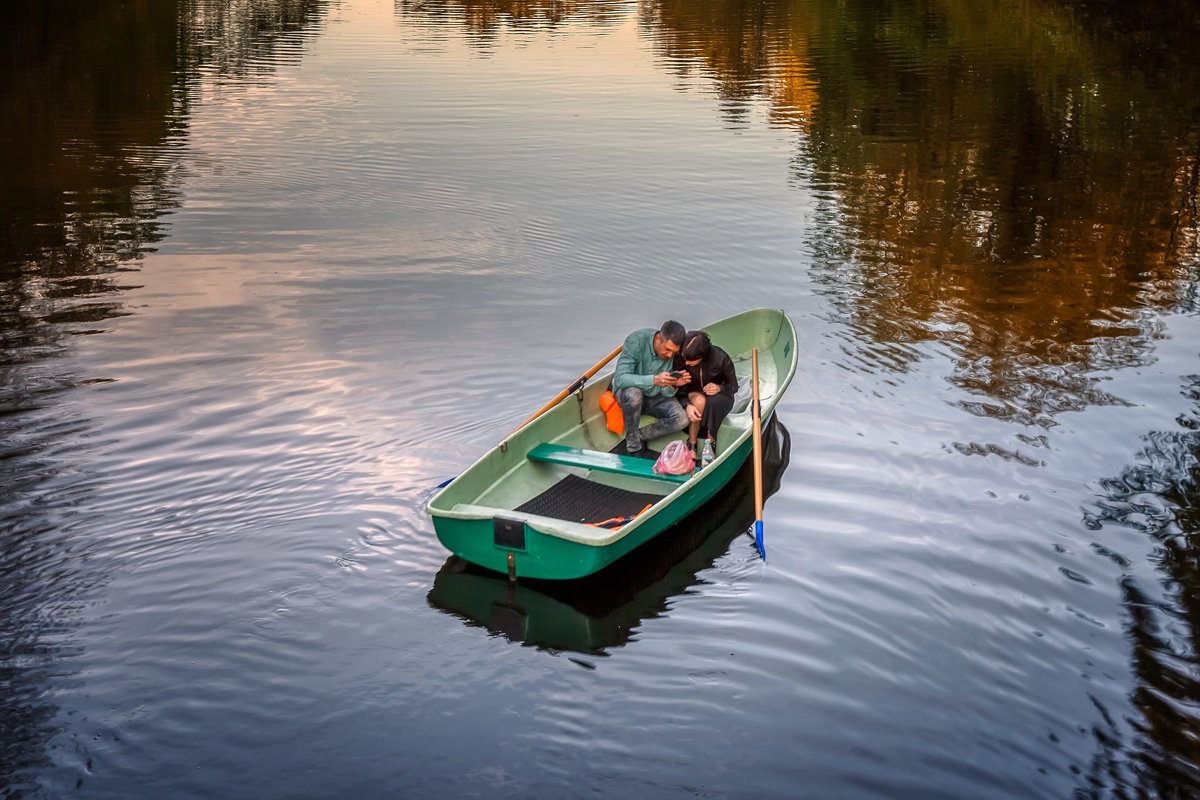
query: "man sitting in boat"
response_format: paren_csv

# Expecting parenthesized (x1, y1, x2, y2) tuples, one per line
(612, 320, 691, 457)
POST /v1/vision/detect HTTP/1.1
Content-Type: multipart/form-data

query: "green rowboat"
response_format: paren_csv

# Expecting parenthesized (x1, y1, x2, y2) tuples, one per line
(427, 418, 792, 653)
(426, 308, 797, 580)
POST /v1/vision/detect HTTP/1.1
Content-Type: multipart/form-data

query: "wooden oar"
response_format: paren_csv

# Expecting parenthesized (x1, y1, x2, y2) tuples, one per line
(751, 347, 765, 560)
(439, 345, 628, 489)
(436, 344, 623, 489)
(504, 344, 623, 442)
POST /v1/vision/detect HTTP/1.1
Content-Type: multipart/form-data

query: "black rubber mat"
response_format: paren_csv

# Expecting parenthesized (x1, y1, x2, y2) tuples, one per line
(515, 474, 664, 525)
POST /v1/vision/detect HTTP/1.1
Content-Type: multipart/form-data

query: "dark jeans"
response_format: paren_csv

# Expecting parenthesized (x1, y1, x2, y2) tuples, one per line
(615, 386, 689, 452)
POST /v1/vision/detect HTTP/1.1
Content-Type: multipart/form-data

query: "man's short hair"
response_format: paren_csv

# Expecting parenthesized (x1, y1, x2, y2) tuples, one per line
(659, 320, 685, 347)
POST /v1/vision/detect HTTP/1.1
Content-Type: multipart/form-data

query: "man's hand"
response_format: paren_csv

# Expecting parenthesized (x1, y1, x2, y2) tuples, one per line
(653, 371, 674, 387)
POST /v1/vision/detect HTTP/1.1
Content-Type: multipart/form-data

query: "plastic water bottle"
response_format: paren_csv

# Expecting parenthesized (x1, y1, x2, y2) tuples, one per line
(700, 439, 714, 469)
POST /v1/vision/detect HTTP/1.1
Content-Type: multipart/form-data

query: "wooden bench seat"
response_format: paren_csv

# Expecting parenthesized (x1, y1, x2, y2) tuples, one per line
(526, 443, 691, 483)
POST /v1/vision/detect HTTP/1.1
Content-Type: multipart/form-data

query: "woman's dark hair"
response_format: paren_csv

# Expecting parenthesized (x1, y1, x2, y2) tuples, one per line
(681, 330, 711, 362)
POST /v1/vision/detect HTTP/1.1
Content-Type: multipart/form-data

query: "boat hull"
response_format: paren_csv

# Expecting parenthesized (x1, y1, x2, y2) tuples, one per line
(432, 432, 755, 580)
(426, 417, 792, 652)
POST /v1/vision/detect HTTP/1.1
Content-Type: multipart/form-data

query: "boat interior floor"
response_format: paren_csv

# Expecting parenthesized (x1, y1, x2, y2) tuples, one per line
(515, 474, 665, 526)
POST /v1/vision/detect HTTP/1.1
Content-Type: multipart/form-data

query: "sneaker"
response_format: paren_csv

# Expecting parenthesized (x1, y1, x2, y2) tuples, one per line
(611, 439, 656, 459)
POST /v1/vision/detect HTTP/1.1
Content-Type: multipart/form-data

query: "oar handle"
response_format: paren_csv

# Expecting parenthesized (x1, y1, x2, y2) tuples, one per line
(504, 344, 623, 442)
(751, 348, 765, 559)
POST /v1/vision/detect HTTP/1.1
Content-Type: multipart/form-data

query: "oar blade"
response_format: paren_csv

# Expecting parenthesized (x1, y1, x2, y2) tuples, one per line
(754, 520, 765, 560)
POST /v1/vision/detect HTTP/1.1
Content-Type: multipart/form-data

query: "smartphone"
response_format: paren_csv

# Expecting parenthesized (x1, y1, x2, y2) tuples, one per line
(669, 371, 684, 379)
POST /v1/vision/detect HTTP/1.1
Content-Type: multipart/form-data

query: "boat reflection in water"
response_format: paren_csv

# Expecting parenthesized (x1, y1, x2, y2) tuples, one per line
(427, 418, 791, 655)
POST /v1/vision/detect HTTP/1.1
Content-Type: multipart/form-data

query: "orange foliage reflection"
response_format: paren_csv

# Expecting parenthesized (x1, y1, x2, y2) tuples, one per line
(643, 0, 1199, 422)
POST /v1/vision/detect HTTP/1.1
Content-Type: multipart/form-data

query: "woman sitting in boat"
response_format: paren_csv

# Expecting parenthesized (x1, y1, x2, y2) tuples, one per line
(674, 330, 738, 459)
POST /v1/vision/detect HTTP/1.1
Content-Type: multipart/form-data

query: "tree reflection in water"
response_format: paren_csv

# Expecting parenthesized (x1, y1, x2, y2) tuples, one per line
(1086, 375, 1200, 796)
(0, 1, 328, 793)
(640, 0, 1200, 794)
(642, 0, 1199, 426)
(1, 1, 183, 785)
(397, 0, 627, 44)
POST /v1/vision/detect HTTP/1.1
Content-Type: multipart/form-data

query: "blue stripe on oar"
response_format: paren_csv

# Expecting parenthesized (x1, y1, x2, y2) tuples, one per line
(755, 520, 765, 561)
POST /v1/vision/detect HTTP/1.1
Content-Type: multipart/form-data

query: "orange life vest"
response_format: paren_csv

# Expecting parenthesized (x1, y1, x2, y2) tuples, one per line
(598, 389, 624, 435)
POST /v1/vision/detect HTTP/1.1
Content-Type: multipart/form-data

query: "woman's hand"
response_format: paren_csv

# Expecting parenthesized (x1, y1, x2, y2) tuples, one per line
(687, 404, 703, 422)
(703, 383, 720, 395)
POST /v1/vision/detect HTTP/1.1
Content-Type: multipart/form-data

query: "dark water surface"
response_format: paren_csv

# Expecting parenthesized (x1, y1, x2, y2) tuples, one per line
(3, 0, 1200, 797)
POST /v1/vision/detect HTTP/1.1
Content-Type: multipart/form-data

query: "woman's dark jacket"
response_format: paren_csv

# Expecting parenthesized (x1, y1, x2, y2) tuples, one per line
(673, 345, 737, 399)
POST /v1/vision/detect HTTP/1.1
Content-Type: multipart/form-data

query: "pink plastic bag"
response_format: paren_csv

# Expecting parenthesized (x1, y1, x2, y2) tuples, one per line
(652, 440, 695, 475)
